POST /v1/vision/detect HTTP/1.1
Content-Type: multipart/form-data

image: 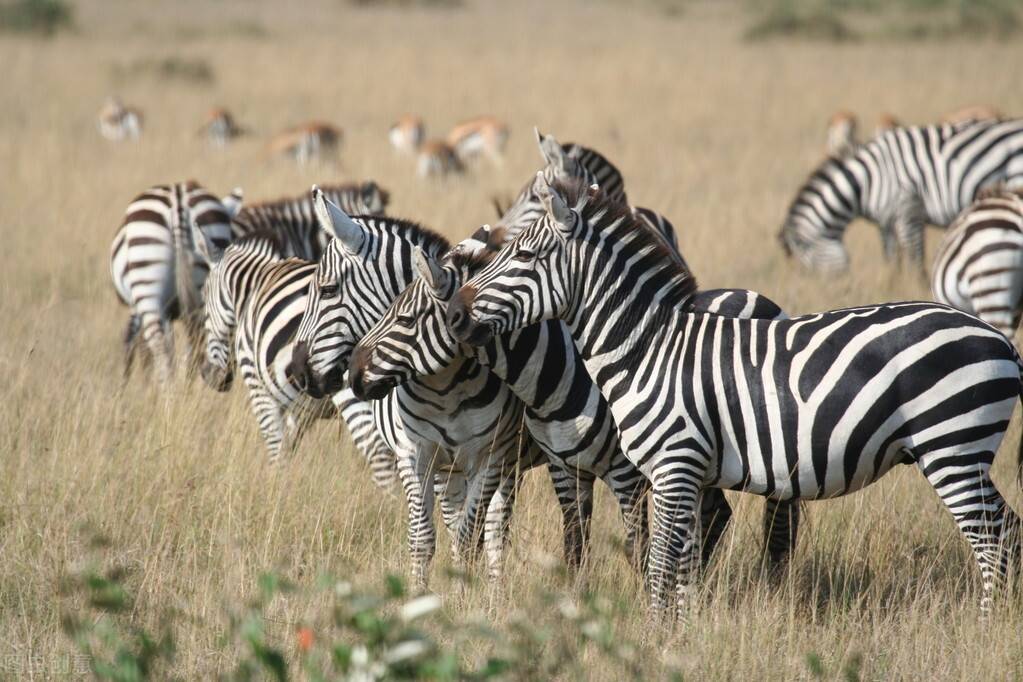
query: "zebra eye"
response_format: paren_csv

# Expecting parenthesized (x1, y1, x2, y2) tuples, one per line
(320, 283, 339, 298)
(512, 250, 535, 263)
(395, 313, 417, 326)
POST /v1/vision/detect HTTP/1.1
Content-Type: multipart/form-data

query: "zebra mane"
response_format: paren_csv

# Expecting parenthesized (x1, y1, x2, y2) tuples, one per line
(362, 215, 451, 255)
(227, 229, 286, 256)
(446, 244, 496, 275)
(553, 177, 698, 307)
(242, 183, 373, 211)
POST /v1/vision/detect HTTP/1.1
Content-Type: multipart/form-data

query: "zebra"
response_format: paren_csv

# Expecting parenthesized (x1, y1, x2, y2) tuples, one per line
(287, 190, 541, 586)
(349, 232, 800, 573)
(932, 188, 1023, 341)
(780, 118, 1023, 272)
(189, 228, 395, 487)
(494, 128, 629, 244)
(99, 97, 143, 141)
(110, 180, 243, 383)
(449, 176, 1023, 619)
(267, 122, 342, 163)
(231, 182, 390, 260)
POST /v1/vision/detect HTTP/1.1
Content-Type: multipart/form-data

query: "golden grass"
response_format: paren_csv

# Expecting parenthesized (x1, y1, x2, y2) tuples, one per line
(2, 0, 1023, 678)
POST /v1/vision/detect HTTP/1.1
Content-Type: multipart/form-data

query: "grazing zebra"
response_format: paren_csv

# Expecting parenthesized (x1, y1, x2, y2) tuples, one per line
(389, 114, 425, 155)
(287, 191, 538, 586)
(494, 128, 629, 244)
(231, 182, 390, 260)
(267, 122, 341, 163)
(191, 227, 396, 483)
(446, 115, 509, 163)
(99, 97, 143, 141)
(199, 108, 245, 146)
(416, 140, 463, 177)
(450, 176, 1023, 619)
(110, 181, 243, 383)
(350, 233, 799, 572)
(780, 118, 1023, 272)
(933, 189, 1023, 341)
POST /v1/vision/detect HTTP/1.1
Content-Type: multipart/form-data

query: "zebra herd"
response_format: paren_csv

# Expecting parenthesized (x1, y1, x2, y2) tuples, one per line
(111, 117, 1023, 622)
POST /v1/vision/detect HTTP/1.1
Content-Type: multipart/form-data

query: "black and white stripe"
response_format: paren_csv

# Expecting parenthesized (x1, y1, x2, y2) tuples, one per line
(231, 182, 390, 260)
(288, 192, 540, 586)
(933, 189, 1023, 341)
(494, 129, 629, 244)
(780, 118, 1023, 272)
(192, 229, 396, 483)
(110, 180, 243, 383)
(350, 230, 799, 572)
(452, 177, 1023, 619)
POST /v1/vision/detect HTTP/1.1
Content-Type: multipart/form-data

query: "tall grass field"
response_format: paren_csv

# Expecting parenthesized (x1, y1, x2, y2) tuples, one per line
(2, 0, 1022, 678)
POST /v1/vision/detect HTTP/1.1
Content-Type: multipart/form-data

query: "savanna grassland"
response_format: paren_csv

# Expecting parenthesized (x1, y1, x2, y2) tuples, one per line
(2, 0, 1023, 678)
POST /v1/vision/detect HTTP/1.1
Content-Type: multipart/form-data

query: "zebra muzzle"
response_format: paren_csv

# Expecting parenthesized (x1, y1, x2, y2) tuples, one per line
(446, 286, 493, 345)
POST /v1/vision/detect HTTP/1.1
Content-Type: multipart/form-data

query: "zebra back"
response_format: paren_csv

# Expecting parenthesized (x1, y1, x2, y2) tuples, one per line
(232, 182, 390, 261)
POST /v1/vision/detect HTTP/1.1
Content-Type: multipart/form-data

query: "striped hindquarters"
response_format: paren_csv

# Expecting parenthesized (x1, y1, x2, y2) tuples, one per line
(932, 192, 1023, 339)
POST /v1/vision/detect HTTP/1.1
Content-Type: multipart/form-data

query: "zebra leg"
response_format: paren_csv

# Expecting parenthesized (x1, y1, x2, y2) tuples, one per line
(396, 446, 437, 589)
(879, 222, 898, 262)
(699, 488, 732, 567)
(607, 473, 650, 573)
(893, 195, 927, 273)
(242, 371, 287, 464)
(549, 462, 595, 571)
(482, 462, 524, 582)
(647, 464, 702, 621)
(122, 314, 142, 380)
(919, 449, 1021, 614)
(763, 498, 800, 567)
(139, 311, 173, 384)
(334, 392, 398, 490)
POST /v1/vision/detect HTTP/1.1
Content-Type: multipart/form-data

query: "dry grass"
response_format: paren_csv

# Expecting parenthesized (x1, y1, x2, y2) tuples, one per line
(2, 0, 1023, 678)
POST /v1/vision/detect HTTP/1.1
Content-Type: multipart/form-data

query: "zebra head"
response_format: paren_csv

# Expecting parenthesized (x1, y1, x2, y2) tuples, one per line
(494, 128, 595, 243)
(290, 187, 448, 399)
(356, 181, 390, 216)
(349, 237, 490, 401)
(194, 230, 283, 392)
(449, 175, 582, 345)
(778, 155, 862, 273)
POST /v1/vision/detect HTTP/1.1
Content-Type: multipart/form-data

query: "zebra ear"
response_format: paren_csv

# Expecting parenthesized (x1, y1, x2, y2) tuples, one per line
(535, 128, 577, 175)
(413, 247, 449, 293)
(191, 216, 225, 265)
(313, 185, 366, 254)
(537, 174, 575, 237)
(221, 187, 244, 218)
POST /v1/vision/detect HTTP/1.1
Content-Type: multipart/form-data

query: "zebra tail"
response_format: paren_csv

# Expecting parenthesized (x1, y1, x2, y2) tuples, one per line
(1017, 356, 1023, 490)
(173, 195, 201, 323)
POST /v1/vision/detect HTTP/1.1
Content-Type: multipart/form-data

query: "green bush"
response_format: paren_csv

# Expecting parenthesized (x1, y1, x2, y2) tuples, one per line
(0, 0, 74, 36)
(112, 57, 215, 86)
(60, 543, 667, 680)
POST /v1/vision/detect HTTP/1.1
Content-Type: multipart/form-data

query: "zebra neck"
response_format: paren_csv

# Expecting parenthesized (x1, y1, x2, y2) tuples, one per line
(468, 321, 575, 416)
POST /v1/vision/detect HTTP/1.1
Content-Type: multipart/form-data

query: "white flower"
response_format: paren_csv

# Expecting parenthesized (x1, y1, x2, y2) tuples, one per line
(400, 594, 442, 622)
